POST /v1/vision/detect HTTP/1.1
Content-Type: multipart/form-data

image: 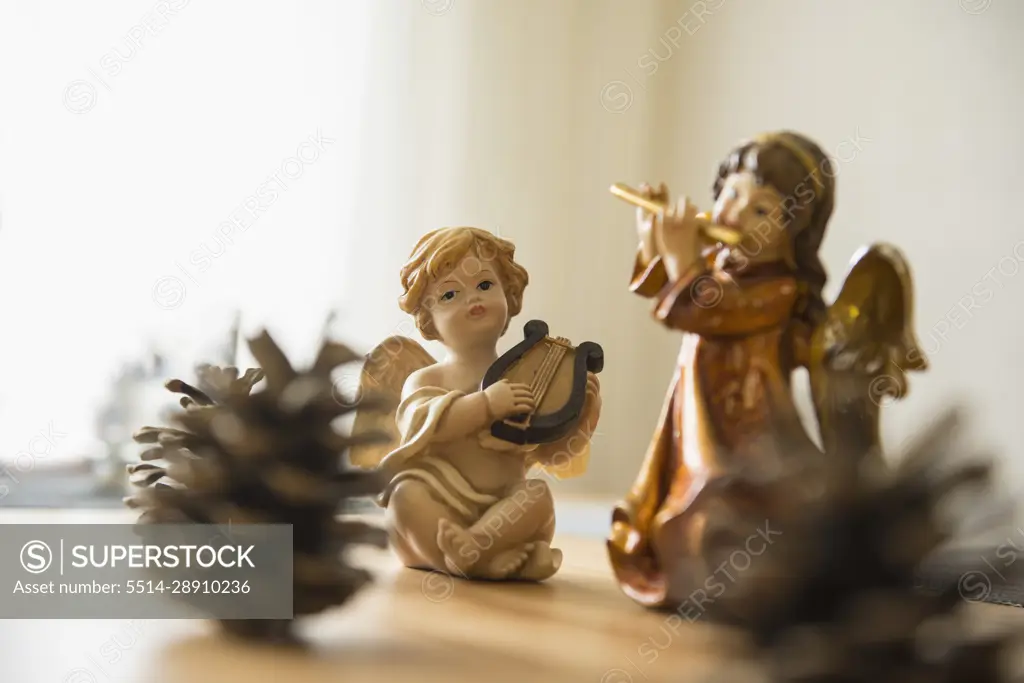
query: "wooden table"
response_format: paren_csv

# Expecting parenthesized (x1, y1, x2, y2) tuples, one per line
(2, 508, 1021, 683)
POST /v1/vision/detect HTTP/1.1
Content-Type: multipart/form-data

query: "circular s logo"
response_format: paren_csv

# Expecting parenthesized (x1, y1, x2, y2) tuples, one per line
(958, 570, 992, 602)
(421, 570, 455, 603)
(600, 81, 633, 114)
(151, 276, 186, 310)
(63, 668, 99, 683)
(21, 540, 53, 574)
(63, 80, 97, 114)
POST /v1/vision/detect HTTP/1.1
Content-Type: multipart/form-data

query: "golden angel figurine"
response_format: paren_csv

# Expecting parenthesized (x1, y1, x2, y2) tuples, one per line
(607, 131, 928, 609)
(350, 227, 602, 581)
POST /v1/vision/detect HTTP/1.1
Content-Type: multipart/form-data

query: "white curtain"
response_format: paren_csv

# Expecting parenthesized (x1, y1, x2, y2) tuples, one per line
(0, 0, 373, 466)
(0, 0, 714, 497)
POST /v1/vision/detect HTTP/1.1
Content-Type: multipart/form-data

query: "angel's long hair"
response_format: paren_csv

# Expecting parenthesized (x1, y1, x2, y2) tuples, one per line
(399, 227, 529, 342)
(713, 132, 834, 330)
(713, 132, 835, 364)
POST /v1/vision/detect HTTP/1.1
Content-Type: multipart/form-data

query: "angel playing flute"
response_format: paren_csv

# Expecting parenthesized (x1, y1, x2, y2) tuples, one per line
(350, 227, 601, 581)
(607, 131, 928, 609)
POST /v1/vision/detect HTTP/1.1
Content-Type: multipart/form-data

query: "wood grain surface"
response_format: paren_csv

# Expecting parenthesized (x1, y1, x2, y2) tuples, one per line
(1, 508, 1020, 683)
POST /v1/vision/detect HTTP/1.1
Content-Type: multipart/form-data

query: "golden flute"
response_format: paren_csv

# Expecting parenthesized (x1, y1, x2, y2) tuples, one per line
(609, 182, 744, 246)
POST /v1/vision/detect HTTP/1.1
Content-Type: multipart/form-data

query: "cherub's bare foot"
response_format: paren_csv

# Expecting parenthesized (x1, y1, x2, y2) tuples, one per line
(516, 541, 563, 581)
(481, 543, 534, 579)
(436, 519, 480, 575)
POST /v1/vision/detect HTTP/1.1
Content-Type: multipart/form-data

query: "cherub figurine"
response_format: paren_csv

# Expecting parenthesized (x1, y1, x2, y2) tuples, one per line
(607, 131, 928, 609)
(351, 227, 601, 581)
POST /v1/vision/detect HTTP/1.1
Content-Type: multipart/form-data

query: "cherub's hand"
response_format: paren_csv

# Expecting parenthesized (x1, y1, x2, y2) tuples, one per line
(581, 372, 602, 434)
(483, 380, 535, 420)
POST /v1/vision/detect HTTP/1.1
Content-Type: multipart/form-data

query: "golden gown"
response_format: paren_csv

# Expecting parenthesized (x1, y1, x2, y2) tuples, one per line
(608, 249, 819, 608)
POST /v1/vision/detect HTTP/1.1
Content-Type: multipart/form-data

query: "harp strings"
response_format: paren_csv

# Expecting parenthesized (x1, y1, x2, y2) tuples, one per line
(528, 342, 567, 415)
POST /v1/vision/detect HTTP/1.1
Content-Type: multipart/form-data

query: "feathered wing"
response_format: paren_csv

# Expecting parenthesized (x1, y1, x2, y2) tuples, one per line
(348, 336, 436, 469)
(808, 243, 928, 468)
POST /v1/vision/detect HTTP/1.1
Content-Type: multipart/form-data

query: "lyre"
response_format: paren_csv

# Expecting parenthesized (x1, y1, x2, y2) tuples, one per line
(481, 320, 604, 445)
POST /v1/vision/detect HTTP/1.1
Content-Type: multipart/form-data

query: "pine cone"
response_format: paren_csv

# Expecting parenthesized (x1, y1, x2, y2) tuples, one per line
(704, 409, 1020, 683)
(124, 331, 389, 644)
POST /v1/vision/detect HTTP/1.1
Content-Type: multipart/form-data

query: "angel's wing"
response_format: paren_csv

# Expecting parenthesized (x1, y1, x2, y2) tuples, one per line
(348, 335, 436, 469)
(809, 243, 928, 468)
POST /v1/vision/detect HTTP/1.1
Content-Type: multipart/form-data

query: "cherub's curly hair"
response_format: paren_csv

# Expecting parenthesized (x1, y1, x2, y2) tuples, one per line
(399, 227, 529, 342)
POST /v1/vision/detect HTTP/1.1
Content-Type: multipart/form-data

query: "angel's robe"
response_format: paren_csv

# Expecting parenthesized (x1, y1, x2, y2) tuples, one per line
(608, 248, 819, 608)
(376, 386, 591, 521)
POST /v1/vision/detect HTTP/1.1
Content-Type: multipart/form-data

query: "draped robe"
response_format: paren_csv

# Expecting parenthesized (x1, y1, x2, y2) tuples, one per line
(608, 248, 819, 608)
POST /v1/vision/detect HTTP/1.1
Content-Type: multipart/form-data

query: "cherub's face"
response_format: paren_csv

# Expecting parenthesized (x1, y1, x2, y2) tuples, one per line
(712, 171, 791, 262)
(426, 250, 509, 348)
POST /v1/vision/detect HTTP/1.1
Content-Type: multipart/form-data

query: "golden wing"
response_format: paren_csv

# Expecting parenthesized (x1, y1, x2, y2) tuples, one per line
(809, 243, 928, 468)
(348, 335, 436, 469)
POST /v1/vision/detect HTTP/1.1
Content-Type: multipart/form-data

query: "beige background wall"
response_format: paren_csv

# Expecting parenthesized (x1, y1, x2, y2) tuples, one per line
(2, 0, 1018, 503)
(342, 0, 1024, 499)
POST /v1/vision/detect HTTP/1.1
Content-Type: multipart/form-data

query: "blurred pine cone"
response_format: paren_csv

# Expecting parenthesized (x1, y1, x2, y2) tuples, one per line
(704, 409, 1020, 683)
(124, 330, 389, 643)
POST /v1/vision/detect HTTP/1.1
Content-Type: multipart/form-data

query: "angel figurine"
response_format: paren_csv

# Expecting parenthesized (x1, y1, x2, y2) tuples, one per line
(350, 226, 601, 581)
(607, 131, 928, 609)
